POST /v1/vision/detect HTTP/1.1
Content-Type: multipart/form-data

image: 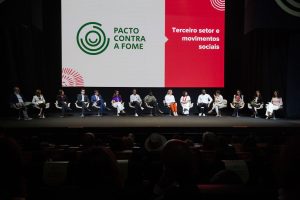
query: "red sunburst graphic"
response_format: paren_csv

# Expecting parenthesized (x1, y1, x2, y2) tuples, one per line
(62, 67, 84, 87)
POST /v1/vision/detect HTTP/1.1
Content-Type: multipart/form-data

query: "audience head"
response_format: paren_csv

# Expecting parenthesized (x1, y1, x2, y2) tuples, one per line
(80, 132, 96, 147)
(202, 131, 218, 151)
(0, 136, 25, 199)
(278, 135, 300, 200)
(77, 146, 122, 190)
(144, 133, 167, 152)
(161, 139, 196, 183)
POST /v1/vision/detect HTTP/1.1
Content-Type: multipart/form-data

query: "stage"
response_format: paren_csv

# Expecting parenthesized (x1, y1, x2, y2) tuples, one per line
(1, 115, 300, 135)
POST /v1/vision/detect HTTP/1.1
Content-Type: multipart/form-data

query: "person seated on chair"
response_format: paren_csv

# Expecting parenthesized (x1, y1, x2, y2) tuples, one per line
(249, 90, 263, 118)
(265, 90, 283, 119)
(32, 89, 46, 118)
(197, 89, 212, 116)
(130, 89, 144, 117)
(10, 86, 32, 120)
(208, 90, 226, 117)
(164, 89, 178, 116)
(57, 89, 72, 117)
(144, 91, 162, 116)
(180, 91, 192, 116)
(77, 88, 90, 117)
(112, 90, 125, 116)
(91, 90, 106, 116)
(231, 89, 244, 117)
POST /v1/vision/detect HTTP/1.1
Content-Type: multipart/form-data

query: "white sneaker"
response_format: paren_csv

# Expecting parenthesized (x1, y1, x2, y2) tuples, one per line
(24, 117, 32, 120)
(135, 113, 138, 117)
(203, 114, 206, 117)
(199, 113, 202, 116)
(117, 113, 120, 116)
(141, 107, 144, 110)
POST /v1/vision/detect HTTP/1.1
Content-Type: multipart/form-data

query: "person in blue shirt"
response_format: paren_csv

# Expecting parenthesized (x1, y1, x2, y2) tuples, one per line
(91, 90, 106, 116)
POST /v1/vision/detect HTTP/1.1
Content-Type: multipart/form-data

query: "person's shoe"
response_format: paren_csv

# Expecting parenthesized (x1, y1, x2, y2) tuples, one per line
(87, 108, 91, 112)
(106, 107, 111, 111)
(121, 110, 125, 114)
(134, 113, 138, 117)
(24, 117, 32, 120)
(60, 115, 64, 118)
(141, 107, 144, 110)
(203, 114, 206, 117)
(199, 113, 202, 116)
(42, 115, 45, 119)
(117, 113, 120, 116)
(81, 114, 84, 118)
(158, 110, 164, 114)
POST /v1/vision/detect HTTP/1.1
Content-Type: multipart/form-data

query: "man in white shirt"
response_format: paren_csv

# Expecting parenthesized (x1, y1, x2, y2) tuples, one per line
(130, 89, 144, 116)
(197, 89, 212, 116)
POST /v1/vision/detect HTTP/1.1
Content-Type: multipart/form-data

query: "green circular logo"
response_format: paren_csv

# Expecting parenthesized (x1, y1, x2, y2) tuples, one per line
(77, 22, 110, 55)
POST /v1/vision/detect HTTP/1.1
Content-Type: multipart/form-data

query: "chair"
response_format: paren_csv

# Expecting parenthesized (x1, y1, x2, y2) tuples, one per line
(211, 99, 227, 116)
(180, 102, 194, 115)
(75, 101, 90, 109)
(91, 102, 107, 116)
(111, 101, 125, 116)
(55, 100, 70, 110)
(266, 102, 283, 119)
(230, 102, 245, 117)
(43, 161, 69, 187)
(33, 103, 50, 116)
(144, 102, 154, 116)
(11, 102, 32, 120)
(247, 103, 264, 117)
(163, 100, 177, 116)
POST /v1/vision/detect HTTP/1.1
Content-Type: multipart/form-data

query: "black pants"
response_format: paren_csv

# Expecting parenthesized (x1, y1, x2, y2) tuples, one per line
(37, 103, 46, 115)
(198, 103, 209, 114)
(131, 101, 142, 114)
(147, 100, 159, 115)
(78, 101, 89, 115)
(58, 102, 71, 116)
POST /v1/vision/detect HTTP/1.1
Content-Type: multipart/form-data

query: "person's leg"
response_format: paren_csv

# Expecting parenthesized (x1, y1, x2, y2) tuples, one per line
(61, 104, 66, 116)
(169, 103, 175, 115)
(215, 106, 219, 116)
(203, 103, 208, 116)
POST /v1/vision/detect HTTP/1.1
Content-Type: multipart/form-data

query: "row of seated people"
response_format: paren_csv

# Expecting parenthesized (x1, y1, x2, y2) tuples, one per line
(1, 132, 297, 200)
(10, 86, 283, 119)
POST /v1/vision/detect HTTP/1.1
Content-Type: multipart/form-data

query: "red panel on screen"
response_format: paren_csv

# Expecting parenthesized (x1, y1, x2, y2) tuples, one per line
(165, 0, 225, 87)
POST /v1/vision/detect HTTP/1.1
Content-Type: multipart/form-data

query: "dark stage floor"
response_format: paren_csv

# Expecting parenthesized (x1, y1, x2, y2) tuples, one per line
(1, 114, 300, 133)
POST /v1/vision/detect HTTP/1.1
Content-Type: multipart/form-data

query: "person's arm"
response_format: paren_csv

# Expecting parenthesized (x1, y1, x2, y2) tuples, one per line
(130, 95, 133, 103)
(233, 95, 236, 103)
(280, 98, 283, 106)
(208, 95, 213, 103)
(197, 95, 201, 104)
(32, 96, 36, 105)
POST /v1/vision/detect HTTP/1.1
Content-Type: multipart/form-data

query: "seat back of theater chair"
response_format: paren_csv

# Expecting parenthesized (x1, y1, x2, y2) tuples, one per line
(117, 160, 128, 185)
(43, 161, 69, 187)
(222, 160, 249, 184)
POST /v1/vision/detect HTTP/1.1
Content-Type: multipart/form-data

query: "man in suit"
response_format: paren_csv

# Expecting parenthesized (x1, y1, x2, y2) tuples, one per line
(10, 86, 32, 120)
(91, 90, 106, 116)
(77, 89, 90, 117)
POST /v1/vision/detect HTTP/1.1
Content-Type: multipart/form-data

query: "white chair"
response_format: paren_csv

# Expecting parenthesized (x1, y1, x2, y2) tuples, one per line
(210, 99, 227, 116)
(266, 102, 283, 119)
(144, 102, 154, 116)
(54, 101, 70, 110)
(181, 102, 193, 115)
(111, 101, 125, 116)
(75, 101, 90, 109)
(230, 102, 245, 117)
(163, 100, 177, 116)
